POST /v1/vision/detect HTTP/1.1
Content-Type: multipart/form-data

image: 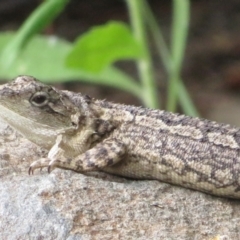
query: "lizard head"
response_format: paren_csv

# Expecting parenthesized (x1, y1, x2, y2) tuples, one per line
(0, 75, 86, 149)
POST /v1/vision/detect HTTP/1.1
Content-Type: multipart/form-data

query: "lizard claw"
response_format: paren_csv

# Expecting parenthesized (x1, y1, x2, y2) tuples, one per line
(28, 166, 34, 175)
(48, 165, 55, 173)
(28, 158, 51, 175)
(47, 159, 59, 173)
(28, 167, 43, 175)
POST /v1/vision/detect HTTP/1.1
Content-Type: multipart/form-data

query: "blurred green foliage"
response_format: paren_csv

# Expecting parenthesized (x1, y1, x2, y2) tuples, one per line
(0, 0, 198, 116)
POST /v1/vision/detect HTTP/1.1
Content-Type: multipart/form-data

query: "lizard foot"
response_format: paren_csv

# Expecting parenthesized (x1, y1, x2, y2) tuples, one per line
(47, 158, 80, 173)
(29, 158, 68, 174)
(28, 158, 51, 175)
(47, 159, 61, 173)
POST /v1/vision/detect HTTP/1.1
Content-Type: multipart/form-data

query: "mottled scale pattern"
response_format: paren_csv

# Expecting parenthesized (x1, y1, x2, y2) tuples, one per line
(99, 101, 240, 198)
(1, 76, 240, 199)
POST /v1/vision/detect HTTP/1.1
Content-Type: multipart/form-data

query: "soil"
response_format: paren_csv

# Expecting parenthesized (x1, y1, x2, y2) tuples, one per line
(1, 0, 240, 126)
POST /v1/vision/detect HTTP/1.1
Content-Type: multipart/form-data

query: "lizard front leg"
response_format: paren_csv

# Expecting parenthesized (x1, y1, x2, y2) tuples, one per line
(29, 134, 65, 174)
(29, 138, 126, 174)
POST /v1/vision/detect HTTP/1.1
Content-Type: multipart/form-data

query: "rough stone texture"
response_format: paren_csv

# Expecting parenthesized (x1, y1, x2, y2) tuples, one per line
(0, 118, 239, 240)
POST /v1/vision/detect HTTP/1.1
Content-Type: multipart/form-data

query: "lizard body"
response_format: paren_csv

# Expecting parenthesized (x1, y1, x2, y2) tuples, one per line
(1, 76, 240, 198)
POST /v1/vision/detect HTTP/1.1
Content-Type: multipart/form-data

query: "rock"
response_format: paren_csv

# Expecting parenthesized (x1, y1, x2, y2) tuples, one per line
(0, 118, 239, 240)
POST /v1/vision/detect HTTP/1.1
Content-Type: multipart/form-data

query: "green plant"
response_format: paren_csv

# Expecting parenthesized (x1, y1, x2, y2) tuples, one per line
(0, 0, 198, 116)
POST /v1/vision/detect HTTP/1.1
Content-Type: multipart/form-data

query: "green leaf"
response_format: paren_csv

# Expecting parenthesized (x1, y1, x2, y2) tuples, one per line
(0, 0, 69, 69)
(66, 21, 143, 72)
(0, 32, 72, 79)
(0, 33, 142, 98)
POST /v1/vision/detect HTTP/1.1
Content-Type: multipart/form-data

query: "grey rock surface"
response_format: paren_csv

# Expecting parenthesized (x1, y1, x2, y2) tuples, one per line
(0, 118, 239, 240)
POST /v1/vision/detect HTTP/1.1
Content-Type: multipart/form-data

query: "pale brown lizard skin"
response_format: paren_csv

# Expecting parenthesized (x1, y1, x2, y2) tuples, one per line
(0, 76, 240, 198)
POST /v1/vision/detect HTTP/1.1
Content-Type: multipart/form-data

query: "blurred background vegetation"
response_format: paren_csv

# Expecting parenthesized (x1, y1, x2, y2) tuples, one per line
(0, 0, 240, 125)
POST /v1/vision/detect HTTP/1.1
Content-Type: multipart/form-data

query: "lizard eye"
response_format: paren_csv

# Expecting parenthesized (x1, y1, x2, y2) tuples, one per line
(30, 92, 49, 107)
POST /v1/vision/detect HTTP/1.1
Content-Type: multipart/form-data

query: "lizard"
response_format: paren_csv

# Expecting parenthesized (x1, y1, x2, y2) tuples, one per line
(0, 75, 240, 199)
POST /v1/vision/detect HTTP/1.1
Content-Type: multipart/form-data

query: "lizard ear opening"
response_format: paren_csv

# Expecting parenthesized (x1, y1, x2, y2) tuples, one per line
(70, 112, 81, 128)
(30, 92, 49, 107)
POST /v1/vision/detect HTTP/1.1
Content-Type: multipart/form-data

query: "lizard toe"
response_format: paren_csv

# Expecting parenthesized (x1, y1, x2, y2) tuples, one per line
(28, 158, 51, 175)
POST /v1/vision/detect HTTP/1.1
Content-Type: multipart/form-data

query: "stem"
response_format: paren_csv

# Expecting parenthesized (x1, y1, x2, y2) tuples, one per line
(178, 80, 199, 116)
(167, 0, 190, 112)
(126, 0, 159, 108)
(1, 0, 69, 69)
(142, 0, 172, 70)
(142, 0, 198, 116)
